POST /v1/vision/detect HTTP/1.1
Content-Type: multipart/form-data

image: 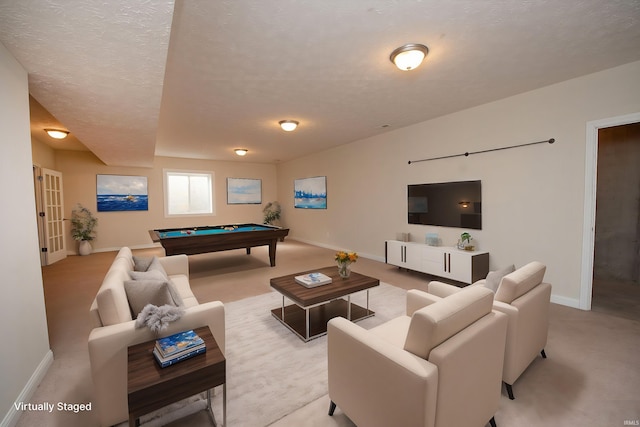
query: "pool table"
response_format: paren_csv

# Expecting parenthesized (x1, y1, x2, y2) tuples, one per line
(149, 223, 290, 267)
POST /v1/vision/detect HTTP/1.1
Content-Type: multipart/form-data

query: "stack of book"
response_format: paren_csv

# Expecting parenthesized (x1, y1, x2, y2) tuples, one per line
(153, 329, 206, 368)
(295, 272, 332, 288)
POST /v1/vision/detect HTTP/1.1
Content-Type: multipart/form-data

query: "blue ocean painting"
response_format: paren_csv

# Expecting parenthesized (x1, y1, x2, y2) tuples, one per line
(227, 178, 262, 204)
(97, 175, 148, 212)
(294, 176, 327, 209)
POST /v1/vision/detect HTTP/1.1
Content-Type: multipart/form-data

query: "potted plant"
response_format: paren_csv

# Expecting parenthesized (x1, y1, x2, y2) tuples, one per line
(459, 232, 474, 251)
(71, 204, 98, 255)
(263, 201, 281, 225)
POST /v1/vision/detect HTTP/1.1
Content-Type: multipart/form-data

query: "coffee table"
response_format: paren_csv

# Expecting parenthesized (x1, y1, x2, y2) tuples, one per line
(127, 326, 226, 426)
(270, 266, 380, 342)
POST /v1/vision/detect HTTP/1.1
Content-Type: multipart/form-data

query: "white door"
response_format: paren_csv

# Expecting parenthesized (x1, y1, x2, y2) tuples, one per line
(36, 167, 67, 265)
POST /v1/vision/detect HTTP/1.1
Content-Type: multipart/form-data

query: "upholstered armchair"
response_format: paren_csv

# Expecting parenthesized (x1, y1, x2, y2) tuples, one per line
(327, 286, 507, 427)
(428, 261, 551, 399)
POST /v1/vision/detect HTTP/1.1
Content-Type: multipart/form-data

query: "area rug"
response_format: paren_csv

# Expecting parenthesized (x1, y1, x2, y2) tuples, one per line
(204, 282, 407, 426)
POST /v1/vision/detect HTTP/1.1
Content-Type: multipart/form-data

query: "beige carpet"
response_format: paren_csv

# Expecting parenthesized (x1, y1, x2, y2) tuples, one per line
(15, 240, 640, 426)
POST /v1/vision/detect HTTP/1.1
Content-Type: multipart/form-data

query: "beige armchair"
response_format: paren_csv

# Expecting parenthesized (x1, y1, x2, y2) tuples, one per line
(428, 261, 551, 399)
(327, 286, 507, 427)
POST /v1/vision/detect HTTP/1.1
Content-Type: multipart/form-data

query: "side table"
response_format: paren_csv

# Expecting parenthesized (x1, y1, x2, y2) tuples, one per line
(127, 326, 226, 426)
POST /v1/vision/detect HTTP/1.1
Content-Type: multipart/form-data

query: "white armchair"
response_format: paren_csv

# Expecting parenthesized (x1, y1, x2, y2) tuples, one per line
(428, 261, 551, 399)
(327, 286, 507, 427)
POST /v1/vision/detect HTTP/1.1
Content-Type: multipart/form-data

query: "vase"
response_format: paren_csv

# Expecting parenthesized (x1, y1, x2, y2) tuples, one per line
(337, 261, 351, 279)
(78, 240, 92, 256)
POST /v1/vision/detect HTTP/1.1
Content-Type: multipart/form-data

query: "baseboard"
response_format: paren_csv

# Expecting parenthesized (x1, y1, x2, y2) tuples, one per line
(1, 350, 54, 427)
(290, 237, 385, 263)
(551, 294, 581, 309)
(66, 242, 162, 256)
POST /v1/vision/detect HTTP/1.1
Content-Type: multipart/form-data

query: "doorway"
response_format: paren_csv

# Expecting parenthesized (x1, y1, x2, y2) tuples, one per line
(591, 122, 640, 320)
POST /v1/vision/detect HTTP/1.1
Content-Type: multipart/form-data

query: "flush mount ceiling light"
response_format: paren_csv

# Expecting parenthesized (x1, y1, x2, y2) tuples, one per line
(389, 43, 429, 71)
(45, 129, 69, 139)
(234, 148, 248, 156)
(279, 120, 299, 132)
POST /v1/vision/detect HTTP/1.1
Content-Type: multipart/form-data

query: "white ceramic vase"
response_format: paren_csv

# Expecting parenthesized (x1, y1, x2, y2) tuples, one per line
(79, 240, 92, 256)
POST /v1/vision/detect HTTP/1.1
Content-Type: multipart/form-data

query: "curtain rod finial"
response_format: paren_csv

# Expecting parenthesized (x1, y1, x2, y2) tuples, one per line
(549, 138, 555, 144)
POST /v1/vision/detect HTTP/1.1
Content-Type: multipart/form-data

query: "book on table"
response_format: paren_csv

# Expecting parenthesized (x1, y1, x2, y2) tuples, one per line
(155, 329, 205, 358)
(295, 272, 333, 288)
(153, 344, 206, 368)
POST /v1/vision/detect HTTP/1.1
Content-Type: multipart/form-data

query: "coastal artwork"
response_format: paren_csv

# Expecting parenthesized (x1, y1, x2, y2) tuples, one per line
(294, 176, 327, 209)
(97, 175, 148, 212)
(227, 178, 262, 204)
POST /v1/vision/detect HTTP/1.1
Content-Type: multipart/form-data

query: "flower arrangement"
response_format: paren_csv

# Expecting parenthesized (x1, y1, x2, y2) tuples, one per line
(335, 251, 358, 264)
(335, 251, 357, 278)
(70, 204, 98, 241)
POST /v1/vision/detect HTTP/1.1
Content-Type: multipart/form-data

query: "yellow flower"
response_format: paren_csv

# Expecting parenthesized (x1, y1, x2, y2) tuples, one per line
(335, 251, 358, 263)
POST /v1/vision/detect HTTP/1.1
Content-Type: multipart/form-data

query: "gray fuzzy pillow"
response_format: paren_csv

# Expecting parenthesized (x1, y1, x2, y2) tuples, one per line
(134, 304, 185, 333)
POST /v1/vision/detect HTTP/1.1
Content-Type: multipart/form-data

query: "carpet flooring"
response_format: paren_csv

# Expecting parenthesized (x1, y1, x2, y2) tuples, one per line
(15, 240, 640, 426)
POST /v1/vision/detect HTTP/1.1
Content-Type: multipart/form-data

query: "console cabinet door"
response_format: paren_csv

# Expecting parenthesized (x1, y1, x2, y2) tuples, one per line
(386, 240, 405, 266)
(385, 241, 422, 270)
(446, 251, 471, 283)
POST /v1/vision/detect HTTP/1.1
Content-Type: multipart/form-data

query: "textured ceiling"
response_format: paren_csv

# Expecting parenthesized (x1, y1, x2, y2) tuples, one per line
(1, 0, 640, 166)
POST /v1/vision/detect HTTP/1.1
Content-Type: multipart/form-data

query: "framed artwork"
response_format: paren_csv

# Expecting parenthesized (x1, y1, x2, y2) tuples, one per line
(227, 178, 262, 204)
(97, 175, 148, 211)
(294, 176, 327, 209)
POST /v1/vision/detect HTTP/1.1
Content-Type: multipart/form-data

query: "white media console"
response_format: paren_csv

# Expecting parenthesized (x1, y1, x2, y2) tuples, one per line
(385, 240, 489, 284)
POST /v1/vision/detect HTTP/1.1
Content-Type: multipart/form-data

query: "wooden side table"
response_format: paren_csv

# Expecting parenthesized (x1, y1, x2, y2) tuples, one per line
(128, 326, 226, 426)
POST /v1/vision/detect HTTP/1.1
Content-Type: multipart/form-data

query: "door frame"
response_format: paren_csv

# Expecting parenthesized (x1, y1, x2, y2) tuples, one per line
(580, 111, 640, 310)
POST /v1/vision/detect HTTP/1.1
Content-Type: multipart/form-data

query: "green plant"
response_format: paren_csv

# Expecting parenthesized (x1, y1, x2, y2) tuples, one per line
(70, 204, 98, 241)
(263, 201, 281, 225)
(461, 232, 472, 244)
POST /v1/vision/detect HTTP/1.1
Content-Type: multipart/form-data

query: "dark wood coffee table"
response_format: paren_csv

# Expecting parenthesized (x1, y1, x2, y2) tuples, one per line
(127, 326, 226, 426)
(270, 266, 380, 341)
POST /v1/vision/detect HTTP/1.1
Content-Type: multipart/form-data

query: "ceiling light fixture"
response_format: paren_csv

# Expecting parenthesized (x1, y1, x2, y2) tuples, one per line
(45, 129, 69, 139)
(389, 43, 429, 71)
(279, 120, 299, 132)
(234, 148, 248, 156)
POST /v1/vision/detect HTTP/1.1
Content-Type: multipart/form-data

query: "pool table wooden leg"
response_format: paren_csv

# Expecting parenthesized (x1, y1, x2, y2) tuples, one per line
(268, 241, 277, 267)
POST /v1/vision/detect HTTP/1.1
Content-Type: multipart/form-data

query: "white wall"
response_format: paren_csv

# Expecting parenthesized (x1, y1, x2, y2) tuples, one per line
(0, 42, 52, 426)
(277, 60, 640, 308)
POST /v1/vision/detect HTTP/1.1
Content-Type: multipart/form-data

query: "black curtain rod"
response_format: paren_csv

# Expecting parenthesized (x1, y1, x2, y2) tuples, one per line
(408, 138, 555, 165)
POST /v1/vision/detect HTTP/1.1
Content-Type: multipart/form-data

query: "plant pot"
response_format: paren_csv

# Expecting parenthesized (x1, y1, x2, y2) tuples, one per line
(78, 240, 92, 256)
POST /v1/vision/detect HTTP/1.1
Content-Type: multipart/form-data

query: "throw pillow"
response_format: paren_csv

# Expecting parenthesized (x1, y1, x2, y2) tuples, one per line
(134, 304, 185, 333)
(485, 264, 516, 293)
(147, 256, 169, 279)
(124, 279, 178, 318)
(129, 269, 167, 281)
(132, 255, 154, 272)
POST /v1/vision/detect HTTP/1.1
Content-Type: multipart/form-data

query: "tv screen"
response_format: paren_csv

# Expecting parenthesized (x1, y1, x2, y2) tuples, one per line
(408, 180, 482, 229)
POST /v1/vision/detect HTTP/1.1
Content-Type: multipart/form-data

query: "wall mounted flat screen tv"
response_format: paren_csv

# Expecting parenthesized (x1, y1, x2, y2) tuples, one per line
(408, 180, 482, 229)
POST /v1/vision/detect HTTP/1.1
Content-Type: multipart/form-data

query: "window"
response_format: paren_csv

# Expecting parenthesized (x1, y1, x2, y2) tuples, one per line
(164, 170, 215, 216)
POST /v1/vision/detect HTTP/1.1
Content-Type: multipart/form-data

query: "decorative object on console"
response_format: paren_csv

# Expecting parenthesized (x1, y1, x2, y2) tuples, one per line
(335, 251, 358, 279)
(459, 232, 475, 251)
(425, 233, 439, 246)
(70, 203, 97, 255)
